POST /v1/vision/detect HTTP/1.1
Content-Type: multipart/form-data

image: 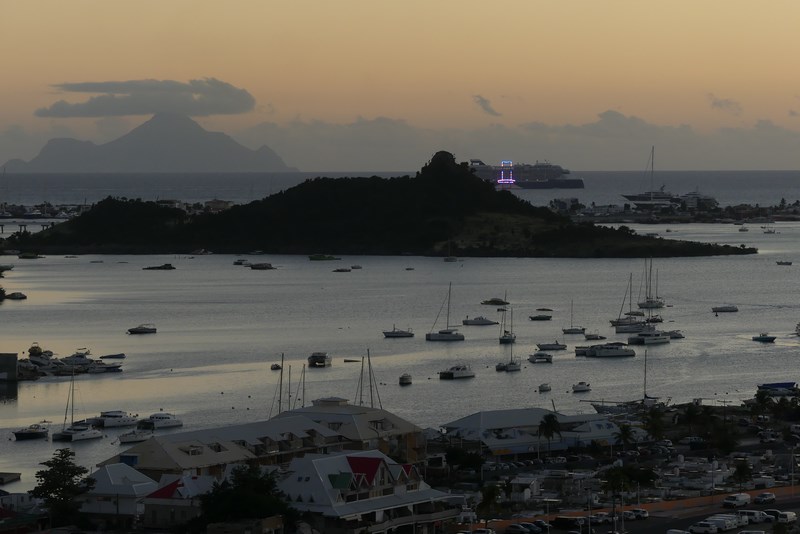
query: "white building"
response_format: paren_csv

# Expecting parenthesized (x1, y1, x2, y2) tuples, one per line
(78, 463, 157, 529)
(278, 450, 462, 534)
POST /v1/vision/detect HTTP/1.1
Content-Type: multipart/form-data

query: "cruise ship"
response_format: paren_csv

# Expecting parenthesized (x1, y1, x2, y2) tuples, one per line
(469, 159, 584, 189)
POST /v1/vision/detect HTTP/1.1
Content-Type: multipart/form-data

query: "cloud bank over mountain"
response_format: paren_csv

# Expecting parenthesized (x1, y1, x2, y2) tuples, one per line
(35, 78, 255, 118)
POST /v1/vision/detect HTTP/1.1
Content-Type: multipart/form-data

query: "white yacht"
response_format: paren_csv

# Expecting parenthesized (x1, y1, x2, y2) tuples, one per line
(118, 429, 154, 444)
(572, 382, 591, 393)
(137, 412, 183, 429)
(528, 352, 553, 363)
(438, 365, 475, 380)
(128, 323, 157, 334)
(88, 410, 138, 427)
(52, 422, 103, 442)
(538, 383, 552, 393)
(562, 300, 585, 334)
(627, 329, 670, 345)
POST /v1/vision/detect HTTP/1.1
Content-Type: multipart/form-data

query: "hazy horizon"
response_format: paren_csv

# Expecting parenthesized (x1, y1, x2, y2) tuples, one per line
(2, 1, 799, 172)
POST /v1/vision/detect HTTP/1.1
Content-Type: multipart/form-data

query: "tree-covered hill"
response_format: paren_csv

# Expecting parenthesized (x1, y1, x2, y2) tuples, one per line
(4, 151, 756, 258)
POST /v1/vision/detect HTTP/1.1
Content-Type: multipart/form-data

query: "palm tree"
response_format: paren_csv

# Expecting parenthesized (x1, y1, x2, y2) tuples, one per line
(643, 407, 665, 441)
(682, 403, 700, 433)
(538, 414, 562, 456)
(614, 423, 635, 452)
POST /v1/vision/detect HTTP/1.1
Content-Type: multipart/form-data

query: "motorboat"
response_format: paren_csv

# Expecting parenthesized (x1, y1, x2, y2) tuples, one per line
(399, 373, 412, 386)
(627, 329, 670, 345)
(99, 353, 126, 359)
(777, 261, 793, 266)
(88, 410, 138, 428)
(536, 341, 566, 351)
(332, 267, 351, 272)
(665, 330, 685, 339)
(351, 265, 362, 269)
(529, 314, 552, 321)
(712, 305, 738, 313)
(137, 412, 183, 429)
(86, 361, 123, 373)
(13, 423, 49, 441)
(128, 323, 157, 334)
(250, 262, 275, 270)
(738, 225, 749, 232)
(585, 343, 636, 357)
(142, 263, 176, 270)
(462, 316, 498, 326)
(495, 362, 507, 372)
(438, 365, 475, 380)
(645, 314, 663, 323)
(383, 325, 414, 338)
(538, 383, 552, 393)
(233, 258, 250, 265)
(572, 382, 591, 393)
(584, 331, 606, 341)
(528, 352, 553, 363)
(505, 360, 521, 372)
(61, 350, 95, 368)
(574, 346, 590, 356)
(5, 292, 27, 300)
(753, 333, 776, 343)
(117, 429, 154, 444)
(308, 352, 332, 367)
(615, 322, 648, 333)
(270, 363, 282, 370)
(481, 297, 509, 306)
(426, 283, 465, 341)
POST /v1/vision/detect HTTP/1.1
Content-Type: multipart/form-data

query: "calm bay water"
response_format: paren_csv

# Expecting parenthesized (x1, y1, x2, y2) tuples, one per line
(2, 222, 800, 491)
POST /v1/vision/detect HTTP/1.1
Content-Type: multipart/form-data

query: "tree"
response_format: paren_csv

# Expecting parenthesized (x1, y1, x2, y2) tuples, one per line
(613, 424, 635, 452)
(731, 461, 752, 490)
(643, 407, 665, 441)
(29, 448, 94, 527)
(194, 464, 295, 530)
(682, 403, 701, 433)
(538, 414, 562, 455)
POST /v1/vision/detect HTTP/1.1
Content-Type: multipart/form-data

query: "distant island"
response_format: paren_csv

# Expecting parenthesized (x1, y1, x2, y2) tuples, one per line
(3, 151, 757, 258)
(2, 113, 296, 173)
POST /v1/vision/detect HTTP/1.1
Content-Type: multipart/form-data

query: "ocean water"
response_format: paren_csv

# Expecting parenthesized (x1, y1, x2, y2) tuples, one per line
(1, 222, 800, 492)
(2, 170, 800, 207)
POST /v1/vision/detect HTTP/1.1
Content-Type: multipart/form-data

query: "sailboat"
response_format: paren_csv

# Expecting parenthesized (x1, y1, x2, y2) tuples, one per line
(611, 274, 646, 331)
(562, 299, 585, 334)
(426, 283, 465, 341)
(52, 372, 103, 442)
(622, 146, 676, 211)
(499, 305, 516, 344)
(637, 258, 665, 309)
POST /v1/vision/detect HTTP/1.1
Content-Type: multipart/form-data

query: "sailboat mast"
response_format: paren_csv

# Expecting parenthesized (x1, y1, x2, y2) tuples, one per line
(278, 353, 284, 414)
(446, 282, 452, 327)
(367, 349, 374, 408)
(649, 145, 655, 202)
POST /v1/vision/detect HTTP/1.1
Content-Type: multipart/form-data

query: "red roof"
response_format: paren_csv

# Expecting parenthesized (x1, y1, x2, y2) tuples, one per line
(346, 456, 382, 484)
(146, 479, 183, 499)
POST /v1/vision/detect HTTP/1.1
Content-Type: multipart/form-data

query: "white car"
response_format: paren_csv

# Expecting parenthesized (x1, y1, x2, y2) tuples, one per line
(631, 508, 649, 519)
(688, 521, 718, 533)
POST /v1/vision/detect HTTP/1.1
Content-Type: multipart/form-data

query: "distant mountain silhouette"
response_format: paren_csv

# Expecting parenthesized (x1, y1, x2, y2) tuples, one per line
(3, 113, 297, 172)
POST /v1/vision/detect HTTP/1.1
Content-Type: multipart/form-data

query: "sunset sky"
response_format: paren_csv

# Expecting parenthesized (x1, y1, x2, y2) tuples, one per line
(2, 1, 799, 171)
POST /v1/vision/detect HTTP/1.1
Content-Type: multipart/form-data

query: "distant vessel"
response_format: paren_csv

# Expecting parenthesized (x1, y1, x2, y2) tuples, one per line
(383, 325, 414, 338)
(399, 373, 412, 386)
(308, 352, 332, 367)
(469, 159, 584, 189)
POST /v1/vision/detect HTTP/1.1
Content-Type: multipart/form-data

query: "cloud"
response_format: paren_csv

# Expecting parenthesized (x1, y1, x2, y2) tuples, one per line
(34, 78, 255, 118)
(707, 93, 742, 116)
(472, 95, 501, 117)
(232, 111, 800, 172)
(789, 109, 798, 118)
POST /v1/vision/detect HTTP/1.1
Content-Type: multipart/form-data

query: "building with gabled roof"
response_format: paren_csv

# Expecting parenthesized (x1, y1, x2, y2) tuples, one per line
(277, 450, 462, 534)
(273, 397, 425, 463)
(140, 473, 216, 529)
(78, 463, 157, 529)
(441, 407, 628, 457)
(98, 415, 345, 482)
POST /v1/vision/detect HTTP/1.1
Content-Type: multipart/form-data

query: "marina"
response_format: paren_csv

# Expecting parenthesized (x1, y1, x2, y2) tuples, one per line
(1, 221, 800, 492)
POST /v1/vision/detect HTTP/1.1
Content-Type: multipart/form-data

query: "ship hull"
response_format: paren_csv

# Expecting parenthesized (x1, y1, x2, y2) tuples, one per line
(514, 178, 584, 189)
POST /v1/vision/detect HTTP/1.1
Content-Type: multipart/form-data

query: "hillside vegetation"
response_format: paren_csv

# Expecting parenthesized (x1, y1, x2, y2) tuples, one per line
(4, 151, 756, 258)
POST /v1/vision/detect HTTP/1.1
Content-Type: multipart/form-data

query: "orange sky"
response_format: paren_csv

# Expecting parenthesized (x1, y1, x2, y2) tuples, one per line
(2, 1, 799, 170)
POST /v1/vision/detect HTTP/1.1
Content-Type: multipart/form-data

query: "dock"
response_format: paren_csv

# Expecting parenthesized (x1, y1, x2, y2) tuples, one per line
(0, 472, 21, 485)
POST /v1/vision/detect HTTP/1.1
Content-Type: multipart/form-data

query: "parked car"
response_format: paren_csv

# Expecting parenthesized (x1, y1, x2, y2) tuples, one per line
(516, 523, 542, 533)
(631, 508, 649, 519)
(763, 509, 781, 522)
(687, 521, 718, 533)
(777, 511, 797, 523)
(504, 525, 530, 534)
(531, 520, 551, 530)
(722, 492, 751, 508)
(753, 492, 775, 504)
